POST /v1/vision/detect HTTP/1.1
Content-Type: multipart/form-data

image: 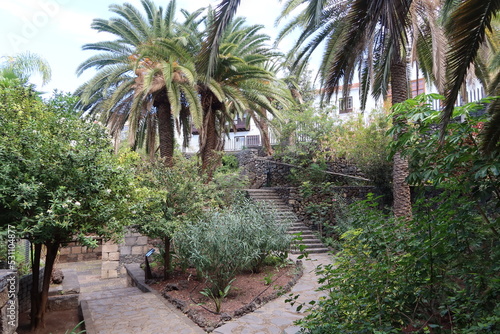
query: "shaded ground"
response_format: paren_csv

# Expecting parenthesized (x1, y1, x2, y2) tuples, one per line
(17, 309, 83, 334)
(149, 263, 301, 330)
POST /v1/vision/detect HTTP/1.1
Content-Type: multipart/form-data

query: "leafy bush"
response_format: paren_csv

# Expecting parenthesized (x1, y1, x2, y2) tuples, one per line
(174, 199, 292, 294)
(299, 193, 499, 333)
(274, 106, 391, 188)
(298, 96, 499, 333)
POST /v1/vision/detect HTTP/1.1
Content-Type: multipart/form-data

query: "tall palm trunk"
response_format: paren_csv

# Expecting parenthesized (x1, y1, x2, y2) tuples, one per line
(391, 57, 412, 219)
(251, 110, 273, 156)
(200, 91, 223, 179)
(156, 92, 175, 167)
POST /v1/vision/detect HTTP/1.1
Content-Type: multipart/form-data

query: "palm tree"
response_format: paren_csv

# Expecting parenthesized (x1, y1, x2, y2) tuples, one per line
(276, 0, 450, 218)
(196, 16, 292, 176)
(0, 52, 51, 87)
(77, 0, 200, 166)
(442, 0, 500, 153)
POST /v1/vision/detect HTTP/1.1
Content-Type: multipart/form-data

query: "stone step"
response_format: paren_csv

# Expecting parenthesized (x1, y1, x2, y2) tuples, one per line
(246, 188, 330, 255)
(291, 248, 330, 254)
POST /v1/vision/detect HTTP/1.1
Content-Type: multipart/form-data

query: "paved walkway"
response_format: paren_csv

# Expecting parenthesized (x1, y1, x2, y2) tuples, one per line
(214, 253, 331, 334)
(58, 260, 204, 334)
(58, 253, 332, 334)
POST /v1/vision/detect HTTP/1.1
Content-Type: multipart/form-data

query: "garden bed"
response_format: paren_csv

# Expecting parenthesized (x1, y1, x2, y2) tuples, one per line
(147, 260, 303, 331)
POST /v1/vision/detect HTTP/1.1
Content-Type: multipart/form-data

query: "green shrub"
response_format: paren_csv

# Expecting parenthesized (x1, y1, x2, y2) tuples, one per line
(174, 199, 292, 294)
(298, 96, 500, 333)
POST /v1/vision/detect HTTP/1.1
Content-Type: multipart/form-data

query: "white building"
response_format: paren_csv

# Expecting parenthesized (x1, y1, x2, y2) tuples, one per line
(179, 66, 487, 154)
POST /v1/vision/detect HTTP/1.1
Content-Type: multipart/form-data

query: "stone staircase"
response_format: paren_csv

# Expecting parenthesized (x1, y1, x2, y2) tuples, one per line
(246, 188, 330, 254)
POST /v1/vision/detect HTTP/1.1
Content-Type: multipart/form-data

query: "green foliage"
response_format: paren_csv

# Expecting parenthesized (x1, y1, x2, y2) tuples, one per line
(174, 199, 292, 294)
(0, 85, 134, 245)
(299, 95, 499, 333)
(274, 106, 391, 187)
(132, 156, 210, 240)
(216, 154, 239, 173)
(300, 181, 348, 238)
(199, 278, 235, 313)
(62, 321, 85, 334)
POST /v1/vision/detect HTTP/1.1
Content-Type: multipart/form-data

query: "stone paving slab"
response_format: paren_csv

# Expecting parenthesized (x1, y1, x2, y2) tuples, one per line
(58, 260, 204, 334)
(84, 291, 204, 334)
(214, 253, 332, 334)
(57, 253, 333, 334)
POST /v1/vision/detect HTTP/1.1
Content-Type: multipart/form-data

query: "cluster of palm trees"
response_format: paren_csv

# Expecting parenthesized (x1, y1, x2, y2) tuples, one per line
(77, 0, 499, 216)
(76, 0, 293, 176)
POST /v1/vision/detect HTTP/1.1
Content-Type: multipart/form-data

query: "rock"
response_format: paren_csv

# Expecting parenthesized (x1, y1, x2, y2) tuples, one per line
(220, 312, 232, 321)
(51, 269, 64, 284)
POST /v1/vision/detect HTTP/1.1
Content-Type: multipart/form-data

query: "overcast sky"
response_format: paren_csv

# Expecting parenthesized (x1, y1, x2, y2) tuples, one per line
(0, 0, 301, 95)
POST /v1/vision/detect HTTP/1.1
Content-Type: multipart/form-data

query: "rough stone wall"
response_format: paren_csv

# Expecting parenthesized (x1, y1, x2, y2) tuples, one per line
(236, 149, 268, 188)
(0, 270, 17, 334)
(272, 186, 375, 227)
(59, 238, 103, 263)
(101, 230, 153, 279)
(118, 231, 151, 276)
(18, 268, 44, 313)
(237, 149, 366, 188)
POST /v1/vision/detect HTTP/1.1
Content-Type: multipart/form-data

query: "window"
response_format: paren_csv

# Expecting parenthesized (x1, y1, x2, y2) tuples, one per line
(339, 96, 353, 114)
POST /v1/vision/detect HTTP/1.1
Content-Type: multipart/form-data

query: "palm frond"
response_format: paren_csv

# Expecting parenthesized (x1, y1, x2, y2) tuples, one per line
(442, 0, 500, 132)
(199, 0, 241, 79)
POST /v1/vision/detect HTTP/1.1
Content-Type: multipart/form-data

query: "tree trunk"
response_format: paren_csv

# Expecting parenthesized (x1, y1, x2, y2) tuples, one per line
(390, 57, 412, 219)
(156, 92, 175, 167)
(251, 110, 274, 156)
(200, 91, 223, 180)
(30, 243, 41, 330)
(31, 242, 59, 330)
(163, 236, 171, 280)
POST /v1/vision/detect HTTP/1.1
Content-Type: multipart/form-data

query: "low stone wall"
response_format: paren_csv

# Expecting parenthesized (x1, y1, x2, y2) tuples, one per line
(59, 238, 103, 263)
(0, 270, 17, 334)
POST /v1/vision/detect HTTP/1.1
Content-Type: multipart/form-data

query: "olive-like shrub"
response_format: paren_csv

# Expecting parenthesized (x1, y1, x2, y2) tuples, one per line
(174, 199, 292, 294)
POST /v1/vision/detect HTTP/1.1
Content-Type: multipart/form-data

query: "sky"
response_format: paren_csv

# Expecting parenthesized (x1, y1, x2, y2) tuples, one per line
(0, 0, 301, 96)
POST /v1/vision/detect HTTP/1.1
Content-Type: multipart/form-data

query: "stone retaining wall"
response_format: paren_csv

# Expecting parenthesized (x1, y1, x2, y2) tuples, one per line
(59, 238, 103, 263)
(0, 270, 17, 334)
(18, 268, 44, 313)
(272, 186, 375, 227)
(101, 230, 154, 279)
(236, 149, 366, 188)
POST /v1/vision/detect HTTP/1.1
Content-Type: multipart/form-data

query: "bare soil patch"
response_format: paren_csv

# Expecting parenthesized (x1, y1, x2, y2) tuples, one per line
(148, 261, 303, 331)
(17, 309, 83, 334)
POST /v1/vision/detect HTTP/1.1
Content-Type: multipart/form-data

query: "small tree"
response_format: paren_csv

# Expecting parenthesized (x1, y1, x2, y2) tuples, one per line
(132, 156, 213, 279)
(0, 87, 134, 329)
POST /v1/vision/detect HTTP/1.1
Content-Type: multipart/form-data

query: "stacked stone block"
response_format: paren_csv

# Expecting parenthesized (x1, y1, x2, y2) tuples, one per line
(17, 268, 44, 313)
(101, 242, 120, 279)
(101, 230, 152, 279)
(59, 238, 103, 263)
